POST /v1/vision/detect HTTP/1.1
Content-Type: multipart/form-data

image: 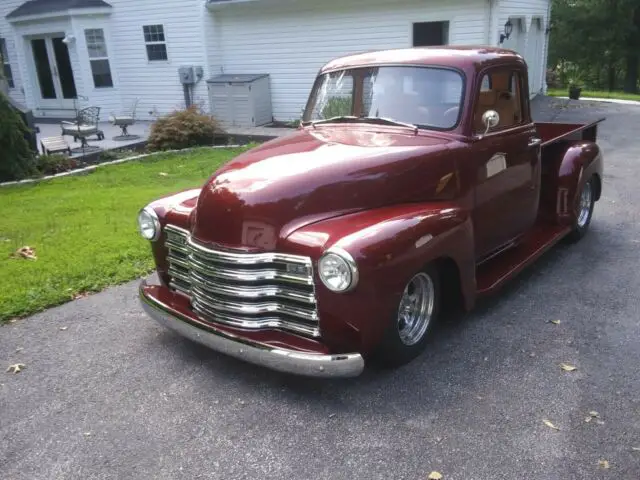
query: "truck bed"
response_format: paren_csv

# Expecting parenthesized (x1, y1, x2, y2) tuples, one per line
(535, 118, 606, 147)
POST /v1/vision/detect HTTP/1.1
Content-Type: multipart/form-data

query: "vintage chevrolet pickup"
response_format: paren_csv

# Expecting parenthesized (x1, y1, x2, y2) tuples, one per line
(137, 47, 604, 377)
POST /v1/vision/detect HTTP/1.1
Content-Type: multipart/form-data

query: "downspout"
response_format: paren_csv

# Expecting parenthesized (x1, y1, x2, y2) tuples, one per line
(541, 0, 552, 94)
(487, 0, 499, 46)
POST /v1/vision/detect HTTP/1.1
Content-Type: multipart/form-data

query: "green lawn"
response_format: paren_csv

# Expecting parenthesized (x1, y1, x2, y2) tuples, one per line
(547, 88, 640, 102)
(0, 147, 247, 323)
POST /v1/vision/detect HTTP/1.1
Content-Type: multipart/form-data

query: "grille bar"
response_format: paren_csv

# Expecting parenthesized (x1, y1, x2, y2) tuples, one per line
(164, 225, 319, 338)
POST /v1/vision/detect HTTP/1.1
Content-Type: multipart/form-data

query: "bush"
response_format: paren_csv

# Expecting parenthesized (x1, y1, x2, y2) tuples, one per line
(35, 154, 78, 176)
(147, 106, 224, 152)
(321, 96, 352, 119)
(0, 92, 36, 182)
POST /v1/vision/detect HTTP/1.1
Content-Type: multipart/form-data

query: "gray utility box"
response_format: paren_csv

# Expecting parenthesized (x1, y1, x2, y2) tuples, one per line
(207, 74, 272, 127)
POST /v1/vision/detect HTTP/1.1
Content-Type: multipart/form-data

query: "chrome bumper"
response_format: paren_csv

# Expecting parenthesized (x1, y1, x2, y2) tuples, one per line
(139, 282, 364, 378)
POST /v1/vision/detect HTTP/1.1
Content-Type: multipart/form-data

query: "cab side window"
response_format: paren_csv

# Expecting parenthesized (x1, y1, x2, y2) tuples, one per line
(474, 70, 524, 133)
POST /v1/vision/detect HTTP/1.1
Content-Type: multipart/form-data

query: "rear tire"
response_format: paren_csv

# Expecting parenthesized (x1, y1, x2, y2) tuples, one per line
(372, 264, 441, 368)
(566, 176, 595, 243)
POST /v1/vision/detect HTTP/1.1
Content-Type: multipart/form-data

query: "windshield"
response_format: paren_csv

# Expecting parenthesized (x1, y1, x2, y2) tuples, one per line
(303, 66, 464, 130)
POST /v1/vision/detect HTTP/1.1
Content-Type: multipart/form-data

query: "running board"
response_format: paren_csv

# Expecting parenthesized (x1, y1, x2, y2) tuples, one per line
(475, 223, 571, 296)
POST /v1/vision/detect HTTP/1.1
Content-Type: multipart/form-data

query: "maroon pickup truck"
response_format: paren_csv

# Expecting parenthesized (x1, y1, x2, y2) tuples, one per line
(137, 46, 603, 377)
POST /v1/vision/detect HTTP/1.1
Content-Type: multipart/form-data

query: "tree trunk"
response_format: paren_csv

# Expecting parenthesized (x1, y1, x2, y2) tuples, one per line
(608, 64, 616, 91)
(623, 7, 640, 93)
(624, 54, 639, 93)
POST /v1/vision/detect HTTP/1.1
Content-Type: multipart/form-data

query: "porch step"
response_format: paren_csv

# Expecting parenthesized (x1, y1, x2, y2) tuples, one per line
(475, 222, 571, 296)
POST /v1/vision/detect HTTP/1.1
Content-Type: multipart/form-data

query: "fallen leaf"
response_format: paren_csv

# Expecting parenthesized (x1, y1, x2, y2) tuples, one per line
(548, 319, 561, 325)
(589, 411, 600, 418)
(543, 419, 561, 431)
(6, 363, 26, 374)
(632, 446, 640, 451)
(584, 416, 592, 423)
(11, 246, 37, 260)
(15, 347, 23, 353)
(560, 363, 577, 372)
(595, 419, 605, 425)
(158, 172, 169, 176)
(598, 459, 610, 469)
(59, 326, 68, 331)
(83, 432, 92, 437)
(427, 472, 443, 480)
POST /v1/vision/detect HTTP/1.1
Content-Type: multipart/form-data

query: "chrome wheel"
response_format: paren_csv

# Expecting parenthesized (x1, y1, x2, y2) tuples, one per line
(577, 180, 593, 228)
(397, 272, 435, 346)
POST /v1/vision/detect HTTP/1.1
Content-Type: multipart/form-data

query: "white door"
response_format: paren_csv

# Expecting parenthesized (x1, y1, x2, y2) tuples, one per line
(30, 35, 78, 110)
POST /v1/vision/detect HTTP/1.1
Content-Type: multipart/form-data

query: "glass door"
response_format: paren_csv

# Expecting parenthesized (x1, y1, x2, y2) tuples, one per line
(30, 35, 77, 109)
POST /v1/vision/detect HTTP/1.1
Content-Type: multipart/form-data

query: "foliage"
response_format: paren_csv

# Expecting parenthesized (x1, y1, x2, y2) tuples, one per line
(546, 88, 640, 101)
(34, 154, 78, 176)
(147, 106, 224, 152)
(548, 0, 640, 93)
(321, 96, 352, 119)
(0, 146, 249, 322)
(0, 92, 37, 182)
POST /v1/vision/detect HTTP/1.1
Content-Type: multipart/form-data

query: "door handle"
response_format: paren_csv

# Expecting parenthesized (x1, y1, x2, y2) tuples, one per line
(528, 137, 542, 148)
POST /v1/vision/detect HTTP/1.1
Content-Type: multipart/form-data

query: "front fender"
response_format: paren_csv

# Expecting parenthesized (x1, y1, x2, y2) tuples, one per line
(283, 203, 475, 355)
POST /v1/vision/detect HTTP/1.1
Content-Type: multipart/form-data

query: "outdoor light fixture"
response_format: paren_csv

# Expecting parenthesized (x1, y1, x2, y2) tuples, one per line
(62, 34, 75, 45)
(499, 20, 513, 44)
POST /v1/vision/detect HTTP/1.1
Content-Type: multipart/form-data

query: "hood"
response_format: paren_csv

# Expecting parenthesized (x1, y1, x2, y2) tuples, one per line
(192, 127, 462, 251)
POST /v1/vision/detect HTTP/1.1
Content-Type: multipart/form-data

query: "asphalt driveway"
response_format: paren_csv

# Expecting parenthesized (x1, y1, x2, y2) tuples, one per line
(2, 98, 639, 480)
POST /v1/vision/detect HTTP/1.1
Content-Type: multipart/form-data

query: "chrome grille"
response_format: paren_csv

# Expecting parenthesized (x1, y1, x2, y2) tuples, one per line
(164, 225, 319, 337)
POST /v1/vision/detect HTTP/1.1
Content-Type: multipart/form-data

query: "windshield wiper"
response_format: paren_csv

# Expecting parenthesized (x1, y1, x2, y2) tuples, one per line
(306, 115, 418, 134)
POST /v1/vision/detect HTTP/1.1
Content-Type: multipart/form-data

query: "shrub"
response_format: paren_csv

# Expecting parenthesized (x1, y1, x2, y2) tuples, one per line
(0, 92, 37, 182)
(35, 154, 78, 176)
(321, 96, 352, 119)
(147, 106, 224, 152)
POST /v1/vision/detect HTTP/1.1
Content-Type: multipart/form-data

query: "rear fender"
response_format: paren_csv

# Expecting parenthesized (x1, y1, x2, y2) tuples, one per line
(554, 142, 603, 226)
(284, 203, 475, 355)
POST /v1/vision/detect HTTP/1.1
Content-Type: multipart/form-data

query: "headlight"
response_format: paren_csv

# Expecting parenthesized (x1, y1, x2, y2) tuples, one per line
(137, 207, 161, 241)
(318, 247, 358, 292)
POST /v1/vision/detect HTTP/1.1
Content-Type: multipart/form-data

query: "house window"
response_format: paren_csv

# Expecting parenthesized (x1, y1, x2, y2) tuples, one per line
(0, 38, 15, 88)
(85, 29, 113, 88)
(143, 25, 168, 61)
(413, 21, 449, 47)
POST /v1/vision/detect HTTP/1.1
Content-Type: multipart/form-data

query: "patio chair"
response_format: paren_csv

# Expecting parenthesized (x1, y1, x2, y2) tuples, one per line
(109, 99, 140, 140)
(61, 106, 104, 148)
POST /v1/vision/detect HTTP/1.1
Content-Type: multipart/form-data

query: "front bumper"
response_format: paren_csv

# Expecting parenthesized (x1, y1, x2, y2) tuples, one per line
(139, 279, 365, 378)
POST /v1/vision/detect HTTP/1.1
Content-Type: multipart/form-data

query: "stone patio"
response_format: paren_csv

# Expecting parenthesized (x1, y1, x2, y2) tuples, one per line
(35, 120, 153, 156)
(34, 120, 294, 157)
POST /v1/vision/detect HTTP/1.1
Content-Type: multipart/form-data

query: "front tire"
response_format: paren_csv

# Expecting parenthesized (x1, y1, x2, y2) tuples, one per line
(372, 265, 441, 368)
(566, 176, 595, 242)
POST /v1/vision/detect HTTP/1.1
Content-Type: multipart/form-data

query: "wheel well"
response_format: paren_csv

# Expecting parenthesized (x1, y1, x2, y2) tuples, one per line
(592, 173, 602, 201)
(434, 257, 463, 313)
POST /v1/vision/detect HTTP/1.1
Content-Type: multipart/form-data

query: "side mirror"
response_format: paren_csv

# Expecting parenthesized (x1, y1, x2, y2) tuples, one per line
(481, 110, 500, 136)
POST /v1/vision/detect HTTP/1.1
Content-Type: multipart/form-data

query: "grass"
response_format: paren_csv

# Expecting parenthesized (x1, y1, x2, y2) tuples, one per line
(0, 146, 248, 323)
(547, 88, 640, 102)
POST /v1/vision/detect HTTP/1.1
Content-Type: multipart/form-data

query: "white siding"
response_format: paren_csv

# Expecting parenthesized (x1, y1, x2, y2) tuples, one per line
(211, 0, 487, 121)
(70, 14, 121, 120)
(105, 0, 209, 120)
(0, 0, 31, 106)
(498, 0, 551, 95)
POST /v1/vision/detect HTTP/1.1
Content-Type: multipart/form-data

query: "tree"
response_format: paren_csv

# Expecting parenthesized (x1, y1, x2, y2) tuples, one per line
(548, 0, 639, 93)
(0, 92, 36, 181)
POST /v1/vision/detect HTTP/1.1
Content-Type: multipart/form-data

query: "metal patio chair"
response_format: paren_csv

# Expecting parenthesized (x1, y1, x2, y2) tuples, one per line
(109, 99, 140, 140)
(61, 106, 104, 149)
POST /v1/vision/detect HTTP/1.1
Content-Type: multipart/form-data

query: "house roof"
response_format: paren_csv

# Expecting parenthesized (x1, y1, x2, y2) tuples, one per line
(7, 0, 112, 19)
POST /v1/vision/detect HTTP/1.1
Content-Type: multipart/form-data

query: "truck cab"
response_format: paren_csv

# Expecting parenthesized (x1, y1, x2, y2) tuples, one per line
(138, 46, 603, 378)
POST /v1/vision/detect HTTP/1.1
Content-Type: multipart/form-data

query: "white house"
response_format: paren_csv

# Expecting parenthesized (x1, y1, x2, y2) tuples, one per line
(0, 0, 551, 123)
